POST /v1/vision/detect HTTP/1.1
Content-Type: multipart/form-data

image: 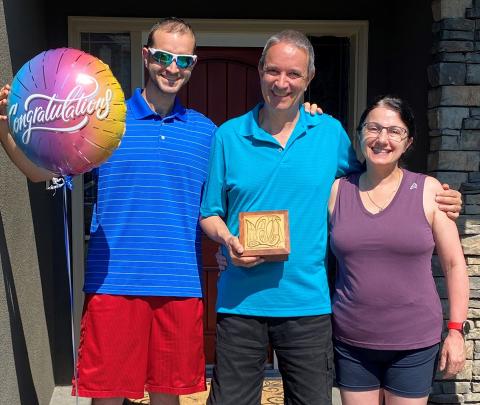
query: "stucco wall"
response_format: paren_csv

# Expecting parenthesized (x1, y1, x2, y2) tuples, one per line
(0, 0, 58, 403)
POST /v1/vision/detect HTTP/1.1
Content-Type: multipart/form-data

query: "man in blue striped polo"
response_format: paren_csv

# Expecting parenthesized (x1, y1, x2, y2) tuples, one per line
(73, 18, 215, 405)
(0, 17, 219, 404)
(0, 18, 213, 404)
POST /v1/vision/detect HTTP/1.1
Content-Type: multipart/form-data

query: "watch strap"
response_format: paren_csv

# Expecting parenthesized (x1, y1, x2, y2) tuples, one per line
(447, 321, 463, 331)
(447, 321, 469, 336)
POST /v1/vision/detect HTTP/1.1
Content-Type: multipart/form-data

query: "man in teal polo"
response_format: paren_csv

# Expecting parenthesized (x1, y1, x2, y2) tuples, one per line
(200, 29, 359, 405)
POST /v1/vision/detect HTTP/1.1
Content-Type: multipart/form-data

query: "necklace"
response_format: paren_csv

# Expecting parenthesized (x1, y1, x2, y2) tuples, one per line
(364, 170, 402, 212)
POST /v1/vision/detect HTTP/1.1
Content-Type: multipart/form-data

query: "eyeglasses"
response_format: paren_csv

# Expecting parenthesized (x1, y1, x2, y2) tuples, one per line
(148, 48, 197, 69)
(361, 122, 409, 142)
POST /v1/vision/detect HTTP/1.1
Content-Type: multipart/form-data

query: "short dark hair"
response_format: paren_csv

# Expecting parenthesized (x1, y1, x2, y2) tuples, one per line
(146, 17, 196, 49)
(357, 95, 416, 141)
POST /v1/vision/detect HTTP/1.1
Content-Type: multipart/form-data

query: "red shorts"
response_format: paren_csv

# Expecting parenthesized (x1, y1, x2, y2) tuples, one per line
(72, 294, 206, 399)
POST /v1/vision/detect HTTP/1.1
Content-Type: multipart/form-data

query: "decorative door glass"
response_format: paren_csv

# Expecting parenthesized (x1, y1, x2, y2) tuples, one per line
(79, 33, 131, 239)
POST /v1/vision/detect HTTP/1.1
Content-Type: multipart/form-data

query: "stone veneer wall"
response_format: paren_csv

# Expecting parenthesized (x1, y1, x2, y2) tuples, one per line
(428, 0, 480, 403)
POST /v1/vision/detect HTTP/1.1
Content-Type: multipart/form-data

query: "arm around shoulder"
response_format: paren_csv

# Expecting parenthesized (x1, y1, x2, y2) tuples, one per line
(435, 182, 463, 220)
(328, 178, 341, 217)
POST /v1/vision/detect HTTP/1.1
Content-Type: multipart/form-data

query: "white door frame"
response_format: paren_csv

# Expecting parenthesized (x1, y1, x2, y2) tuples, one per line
(68, 16, 369, 358)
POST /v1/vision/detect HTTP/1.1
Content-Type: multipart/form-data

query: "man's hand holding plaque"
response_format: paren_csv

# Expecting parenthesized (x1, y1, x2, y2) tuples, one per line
(224, 235, 266, 268)
(238, 210, 290, 262)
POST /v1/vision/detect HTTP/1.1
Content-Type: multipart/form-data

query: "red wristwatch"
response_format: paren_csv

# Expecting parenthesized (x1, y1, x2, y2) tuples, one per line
(447, 321, 470, 336)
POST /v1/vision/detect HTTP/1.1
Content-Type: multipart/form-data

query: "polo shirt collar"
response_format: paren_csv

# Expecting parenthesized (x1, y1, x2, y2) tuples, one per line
(128, 88, 187, 122)
(240, 103, 314, 145)
(169, 97, 188, 122)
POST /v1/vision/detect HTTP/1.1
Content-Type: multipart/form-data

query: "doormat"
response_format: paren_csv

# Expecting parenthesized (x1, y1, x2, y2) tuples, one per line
(126, 378, 283, 404)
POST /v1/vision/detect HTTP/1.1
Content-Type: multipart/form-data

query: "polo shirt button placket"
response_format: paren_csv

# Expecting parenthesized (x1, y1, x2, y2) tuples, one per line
(158, 120, 165, 143)
(277, 147, 282, 152)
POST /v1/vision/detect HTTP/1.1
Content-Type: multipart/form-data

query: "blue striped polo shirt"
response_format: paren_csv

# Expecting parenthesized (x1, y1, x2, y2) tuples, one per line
(84, 88, 216, 297)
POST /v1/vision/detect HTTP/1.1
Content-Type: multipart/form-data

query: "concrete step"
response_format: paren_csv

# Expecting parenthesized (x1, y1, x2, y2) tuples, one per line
(50, 384, 342, 404)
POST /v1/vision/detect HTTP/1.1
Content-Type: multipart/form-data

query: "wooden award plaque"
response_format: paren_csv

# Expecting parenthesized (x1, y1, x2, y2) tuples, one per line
(238, 210, 290, 261)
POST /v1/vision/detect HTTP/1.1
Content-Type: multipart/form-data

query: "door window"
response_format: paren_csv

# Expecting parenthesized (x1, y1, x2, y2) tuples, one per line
(79, 33, 131, 240)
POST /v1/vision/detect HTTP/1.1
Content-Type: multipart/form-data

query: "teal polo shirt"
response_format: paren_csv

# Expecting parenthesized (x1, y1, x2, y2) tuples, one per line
(200, 103, 361, 316)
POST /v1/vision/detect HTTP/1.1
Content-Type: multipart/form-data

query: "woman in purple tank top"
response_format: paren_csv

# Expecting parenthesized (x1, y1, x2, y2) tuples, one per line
(328, 96, 469, 405)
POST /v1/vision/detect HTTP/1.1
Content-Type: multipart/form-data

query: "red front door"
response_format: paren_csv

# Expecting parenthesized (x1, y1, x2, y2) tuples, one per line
(178, 47, 262, 363)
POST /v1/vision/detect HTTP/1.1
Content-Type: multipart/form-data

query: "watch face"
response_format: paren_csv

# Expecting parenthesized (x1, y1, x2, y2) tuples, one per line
(463, 321, 470, 335)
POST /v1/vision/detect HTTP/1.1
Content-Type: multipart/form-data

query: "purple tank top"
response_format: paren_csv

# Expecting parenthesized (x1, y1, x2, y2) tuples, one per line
(329, 169, 442, 350)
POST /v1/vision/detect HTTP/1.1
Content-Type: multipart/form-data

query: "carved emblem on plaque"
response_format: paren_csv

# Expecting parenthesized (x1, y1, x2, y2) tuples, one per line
(239, 210, 290, 261)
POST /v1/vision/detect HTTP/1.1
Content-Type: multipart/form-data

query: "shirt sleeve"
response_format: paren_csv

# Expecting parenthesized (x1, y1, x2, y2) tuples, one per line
(336, 124, 363, 177)
(200, 128, 227, 218)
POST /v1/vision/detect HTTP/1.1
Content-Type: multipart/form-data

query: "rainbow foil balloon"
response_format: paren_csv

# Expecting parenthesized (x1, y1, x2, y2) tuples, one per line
(7, 48, 126, 175)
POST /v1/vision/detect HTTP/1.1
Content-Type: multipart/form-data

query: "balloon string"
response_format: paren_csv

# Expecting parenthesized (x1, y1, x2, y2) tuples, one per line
(47, 177, 65, 192)
(62, 185, 79, 405)
(47, 176, 73, 192)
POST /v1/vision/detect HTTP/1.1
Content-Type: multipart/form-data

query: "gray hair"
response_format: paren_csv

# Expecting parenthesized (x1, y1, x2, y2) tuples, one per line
(258, 30, 315, 77)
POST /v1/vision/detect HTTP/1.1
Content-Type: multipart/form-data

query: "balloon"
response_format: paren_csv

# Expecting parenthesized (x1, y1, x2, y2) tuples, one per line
(7, 48, 126, 175)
